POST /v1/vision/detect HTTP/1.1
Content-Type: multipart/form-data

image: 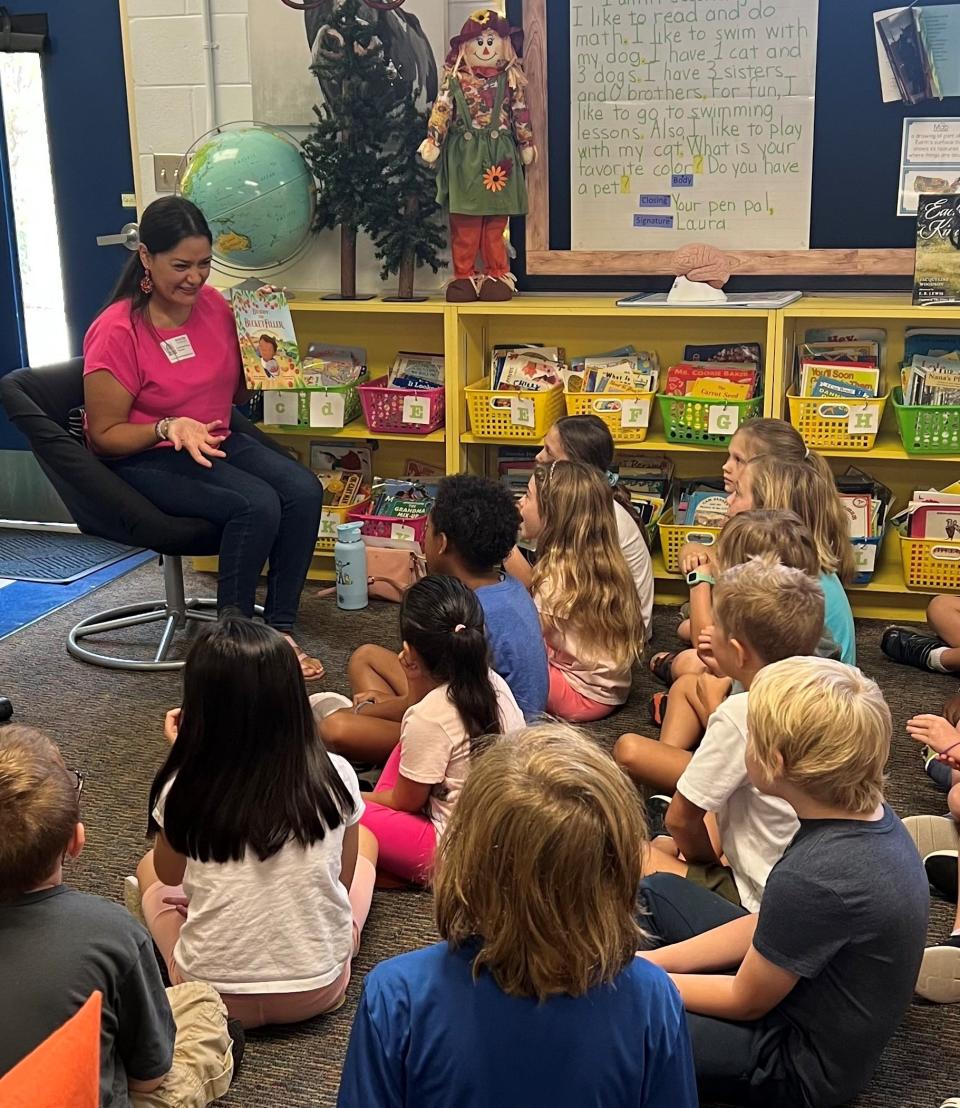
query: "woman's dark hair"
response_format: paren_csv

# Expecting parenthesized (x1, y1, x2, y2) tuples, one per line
(552, 414, 649, 541)
(147, 618, 354, 864)
(109, 196, 212, 313)
(400, 575, 501, 752)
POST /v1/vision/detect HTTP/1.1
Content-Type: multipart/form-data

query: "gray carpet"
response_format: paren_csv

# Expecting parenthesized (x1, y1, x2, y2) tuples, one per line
(0, 561, 956, 1108)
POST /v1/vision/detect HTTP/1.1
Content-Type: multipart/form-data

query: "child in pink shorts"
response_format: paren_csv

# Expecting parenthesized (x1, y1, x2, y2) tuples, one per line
(515, 461, 645, 722)
(360, 574, 524, 885)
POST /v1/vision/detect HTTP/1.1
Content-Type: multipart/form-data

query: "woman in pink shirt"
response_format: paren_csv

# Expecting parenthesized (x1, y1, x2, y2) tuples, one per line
(83, 197, 324, 677)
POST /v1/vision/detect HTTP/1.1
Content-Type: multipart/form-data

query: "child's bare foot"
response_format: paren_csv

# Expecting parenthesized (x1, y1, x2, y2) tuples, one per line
(282, 634, 326, 681)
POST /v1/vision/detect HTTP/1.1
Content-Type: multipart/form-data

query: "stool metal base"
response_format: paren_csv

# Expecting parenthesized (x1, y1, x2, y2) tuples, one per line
(66, 554, 262, 672)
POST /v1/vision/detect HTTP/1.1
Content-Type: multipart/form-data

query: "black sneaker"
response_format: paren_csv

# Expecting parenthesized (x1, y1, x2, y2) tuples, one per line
(925, 849, 959, 901)
(645, 794, 672, 840)
(881, 626, 946, 671)
(227, 1018, 245, 1079)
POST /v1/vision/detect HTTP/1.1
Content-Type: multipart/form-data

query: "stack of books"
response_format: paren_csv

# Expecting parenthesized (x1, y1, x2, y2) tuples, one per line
(664, 343, 761, 402)
(386, 352, 444, 390)
(302, 343, 366, 388)
(795, 330, 883, 399)
(836, 467, 893, 540)
(497, 447, 538, 500)
(566, 346, 659, 394)
(892, 483, 960, 540)
(490, 346, 565, 392)
(616, 454, 674, 529)
(673, 478, 729, 528)
(900, 331, 960, 405)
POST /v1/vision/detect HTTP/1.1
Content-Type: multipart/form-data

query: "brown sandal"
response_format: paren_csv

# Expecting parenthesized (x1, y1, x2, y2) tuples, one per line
(649, 651, 679, 686)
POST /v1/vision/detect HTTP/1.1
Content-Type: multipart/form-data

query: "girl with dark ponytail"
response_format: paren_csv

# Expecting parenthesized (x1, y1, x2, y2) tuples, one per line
(360, 575, 525, 886)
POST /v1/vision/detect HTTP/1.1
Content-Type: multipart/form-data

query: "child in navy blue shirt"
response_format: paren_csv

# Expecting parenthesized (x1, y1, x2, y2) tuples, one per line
(338, 723, 697, 1108)
(319, 475, 547, 763)
(640, 658, 929, 1108)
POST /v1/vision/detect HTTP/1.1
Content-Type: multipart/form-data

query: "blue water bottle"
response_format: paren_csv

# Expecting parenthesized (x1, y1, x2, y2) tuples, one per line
(334, 522, 368, 610)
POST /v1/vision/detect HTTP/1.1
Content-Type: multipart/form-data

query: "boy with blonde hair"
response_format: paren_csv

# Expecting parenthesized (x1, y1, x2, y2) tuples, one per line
(640, 658, 929, 1108)
(621, 555, 823, 912)
(0, 725, 238, 1108)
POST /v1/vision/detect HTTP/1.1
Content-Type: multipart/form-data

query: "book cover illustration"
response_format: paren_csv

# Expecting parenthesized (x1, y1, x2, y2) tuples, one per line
(231, 287, 302, 389)
(914, 195, 960, 305)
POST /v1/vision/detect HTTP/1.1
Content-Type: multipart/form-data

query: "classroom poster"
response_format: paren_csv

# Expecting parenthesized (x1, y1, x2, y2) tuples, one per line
(898, 117, 960, 216)
(569, 0, 819, 251)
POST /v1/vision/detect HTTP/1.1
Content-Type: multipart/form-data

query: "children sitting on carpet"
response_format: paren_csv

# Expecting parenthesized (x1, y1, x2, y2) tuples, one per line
(337, 723, 698, 1108)
(359, 575, 525, 887)
(615, 511, 823, 785)
(505, 414, 655, 637)
(0, 724, 238, 1107)
(654, 416, 851, 683)
(516, 461, 645, 722)
(317, 475, 546, 763)
(136, 618, 378, 1030)
(639, 657, 929, 1108)
(726, 454, 856, 664)
(634, 556, 824, 914)
(881, 594, 960, 676)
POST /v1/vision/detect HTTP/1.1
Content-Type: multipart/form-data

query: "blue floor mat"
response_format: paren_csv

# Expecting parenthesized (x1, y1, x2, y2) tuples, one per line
(0, 550, 156, 641)
(0, 530, 143, 583)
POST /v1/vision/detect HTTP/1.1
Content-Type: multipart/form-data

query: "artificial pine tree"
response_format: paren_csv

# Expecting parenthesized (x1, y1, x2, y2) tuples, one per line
(303, 0, 396, 299)
(366, 85, 447, 302)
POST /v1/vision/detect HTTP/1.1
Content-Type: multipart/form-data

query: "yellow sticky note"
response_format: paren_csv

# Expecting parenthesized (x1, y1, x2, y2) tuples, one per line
(693, 155, 704, 173)
(620, 175, 630, 194)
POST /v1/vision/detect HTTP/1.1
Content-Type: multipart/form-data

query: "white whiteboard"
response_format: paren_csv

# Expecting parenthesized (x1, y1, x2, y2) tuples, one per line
(569, 0, 819, 251)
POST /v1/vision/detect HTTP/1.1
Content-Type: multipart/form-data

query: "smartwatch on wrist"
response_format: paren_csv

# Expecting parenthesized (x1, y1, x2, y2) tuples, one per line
(686, 569, 716, 587)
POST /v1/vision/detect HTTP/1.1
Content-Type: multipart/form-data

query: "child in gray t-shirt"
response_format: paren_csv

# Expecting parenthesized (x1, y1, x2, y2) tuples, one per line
(639, 657, 929, 1108)
(0, 724, 236, 1107)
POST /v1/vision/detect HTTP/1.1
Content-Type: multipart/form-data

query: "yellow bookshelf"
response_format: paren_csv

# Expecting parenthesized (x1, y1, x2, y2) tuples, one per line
(191, 292, 952, 617)
(777, 294, 959, 620)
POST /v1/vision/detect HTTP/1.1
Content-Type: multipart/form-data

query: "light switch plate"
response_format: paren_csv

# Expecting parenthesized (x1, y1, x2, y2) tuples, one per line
(153, 154, 183, 193)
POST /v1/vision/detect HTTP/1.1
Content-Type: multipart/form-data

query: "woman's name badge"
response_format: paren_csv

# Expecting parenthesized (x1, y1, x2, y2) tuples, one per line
(161, 335, 196, 363)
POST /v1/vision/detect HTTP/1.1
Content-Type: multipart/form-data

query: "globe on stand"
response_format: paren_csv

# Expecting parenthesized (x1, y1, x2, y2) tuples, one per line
(178, 122, 316, 274)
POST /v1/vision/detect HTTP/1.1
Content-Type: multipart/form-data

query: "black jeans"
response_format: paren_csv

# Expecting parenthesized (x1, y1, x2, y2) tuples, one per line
(640, 874, 794, 1108)
(110, 433, 322, 631)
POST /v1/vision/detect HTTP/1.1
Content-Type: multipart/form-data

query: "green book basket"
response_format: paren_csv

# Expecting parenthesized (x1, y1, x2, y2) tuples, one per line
(892, 388, 960, 455)
(656, 391, 763, 447)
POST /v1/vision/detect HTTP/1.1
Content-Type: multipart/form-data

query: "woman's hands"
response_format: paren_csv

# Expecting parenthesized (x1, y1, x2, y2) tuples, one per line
(166, 417, 227, 468)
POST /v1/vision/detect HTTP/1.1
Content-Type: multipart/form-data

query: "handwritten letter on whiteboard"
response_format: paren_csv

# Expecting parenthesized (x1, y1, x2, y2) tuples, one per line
(569, 0, 819, 251)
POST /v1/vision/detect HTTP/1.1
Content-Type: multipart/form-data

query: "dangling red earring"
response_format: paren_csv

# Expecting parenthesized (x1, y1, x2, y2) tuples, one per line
(140, 269, 154, 295)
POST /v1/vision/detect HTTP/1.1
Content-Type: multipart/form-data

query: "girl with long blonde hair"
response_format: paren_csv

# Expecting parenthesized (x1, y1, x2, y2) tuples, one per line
(727, 455, 856, 664)
(337, 724, 698, 1107)
(518, 461, 645, 721)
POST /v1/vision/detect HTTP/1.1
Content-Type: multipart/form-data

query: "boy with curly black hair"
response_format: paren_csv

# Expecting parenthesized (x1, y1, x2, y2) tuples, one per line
(317, 476, 547, 763)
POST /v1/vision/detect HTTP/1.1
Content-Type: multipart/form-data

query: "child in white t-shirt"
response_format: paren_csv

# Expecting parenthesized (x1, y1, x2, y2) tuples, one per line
(136, 617, 379, 1029)
(361, 575, 525, 886)
(642, 555, 825, 910)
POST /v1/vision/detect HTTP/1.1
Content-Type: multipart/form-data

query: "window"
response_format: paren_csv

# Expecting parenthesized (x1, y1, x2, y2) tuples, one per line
(0, 52, 68, 366)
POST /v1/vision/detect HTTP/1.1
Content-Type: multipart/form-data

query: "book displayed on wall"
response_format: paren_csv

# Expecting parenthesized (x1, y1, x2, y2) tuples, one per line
(231, 287, 302, 389)
(876, 5, 960, 105)
(913, 195, 960, 305)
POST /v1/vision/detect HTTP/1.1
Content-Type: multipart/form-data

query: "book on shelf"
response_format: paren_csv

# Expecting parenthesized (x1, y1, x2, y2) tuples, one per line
(388, 352, 445, 389)
(673, 477, 728, 526)
(491, 346, 565, 392)
(914, 195, 960, 306)
(893, 481, 960, 539)
(798, 361, 880, 398)
(834, 468, 892, 542)
(309, 442, 373, 484)
(683, 342, 761, 366)
(804, 328, 886, 365)
(302, 343, 366, 389)
(664, 362, 758, 399)
(231, 286, 302, 390)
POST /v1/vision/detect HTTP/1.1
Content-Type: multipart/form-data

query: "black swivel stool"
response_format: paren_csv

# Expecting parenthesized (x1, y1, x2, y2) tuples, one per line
(0, 358, 284, 672)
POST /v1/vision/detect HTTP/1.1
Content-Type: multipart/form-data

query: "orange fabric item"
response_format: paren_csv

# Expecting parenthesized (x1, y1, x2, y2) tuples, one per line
(0, 991, 101, 1108)
(449, 212, 509, 278)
